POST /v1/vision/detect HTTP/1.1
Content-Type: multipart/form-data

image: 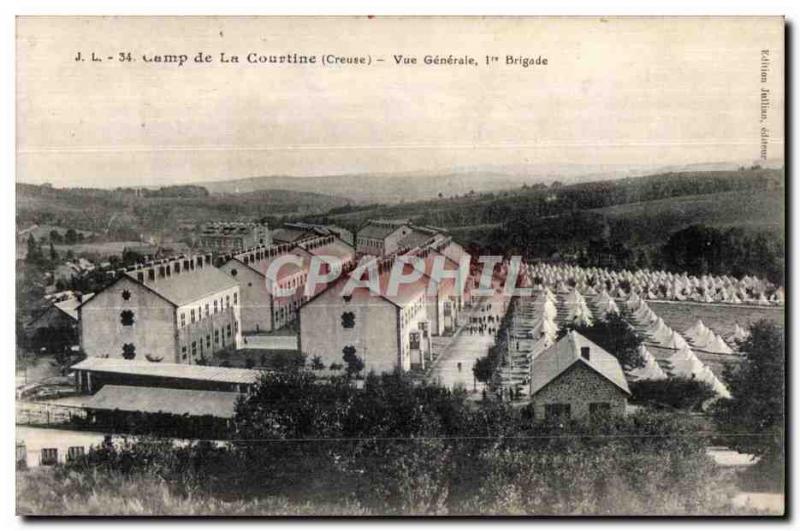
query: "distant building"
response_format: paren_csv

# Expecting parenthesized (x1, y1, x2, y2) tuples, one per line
(78, 254, 242, 364)
(355, 219, 417, 256)
(218, 235, 356, 333)
(529, 331, 630, 420)
(299, 255, 433, 374)
(279, 222, 355, 246)
(25, 295, 90, 351)
(197, 222, 271, 252)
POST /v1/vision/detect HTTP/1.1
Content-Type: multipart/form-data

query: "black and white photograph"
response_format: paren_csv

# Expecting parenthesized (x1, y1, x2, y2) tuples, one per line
(13, 15, 785, 516)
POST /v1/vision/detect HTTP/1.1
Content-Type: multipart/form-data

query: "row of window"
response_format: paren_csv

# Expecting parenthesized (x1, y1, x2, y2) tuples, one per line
(400, 297, 424, 327)
(180, 322, 237, 360)
(135, 256, 209, 284)
(357, 237, 383, 249)
(179, 293, 238, 327)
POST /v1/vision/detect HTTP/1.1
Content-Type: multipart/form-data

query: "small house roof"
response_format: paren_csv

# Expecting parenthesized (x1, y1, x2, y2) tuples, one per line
(531, 331, 631, 396)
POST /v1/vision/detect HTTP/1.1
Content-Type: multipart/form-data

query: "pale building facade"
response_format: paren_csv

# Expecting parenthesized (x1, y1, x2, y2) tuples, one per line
(197, 222, 270, 252)
(79, 255, 242, 365)
(355, 220, 414, 256)
(218, 235, 355, 333)
(299, 259, 432, 374)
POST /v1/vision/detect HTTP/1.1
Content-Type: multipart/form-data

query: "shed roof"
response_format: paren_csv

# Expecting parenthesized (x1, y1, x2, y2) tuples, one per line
(531, 331, 631, 396)
(71, 357, 263, 385)
(85, 385, 240, 418)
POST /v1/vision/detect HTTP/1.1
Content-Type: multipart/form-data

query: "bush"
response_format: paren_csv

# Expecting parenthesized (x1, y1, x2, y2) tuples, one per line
(629, 377, 716, 411)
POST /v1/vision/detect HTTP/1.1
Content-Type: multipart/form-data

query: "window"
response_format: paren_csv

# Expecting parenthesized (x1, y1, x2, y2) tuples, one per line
(227, 324, 232, 337)
(342, 345, 356, 358)
(67, 446, 85, 462)
(230, 268, 238, 277)
(205, 304, 210, 317)
(225, 295, 230, 308)
(544, 403, 571, 422)
(40, 448, 58, 466)
(589, 402, 611, 417)
(343, 295, 352, 303)
(214, 330, 220, 344)
(182, 346, 187, 360)
(191, 341, 197, 357)
(122, 343, 136, 360)
(233, 293, 238, 305)
(121, 289, 131, 301)
(180, 313, 186, 327)
(341, 311, 356, 328)
(190, 309, 196, 323)
(409, 331, 421, 350)
(120, 310, 135, 326)
(206, 335, 211, 349)
(213, 300, 218, 313)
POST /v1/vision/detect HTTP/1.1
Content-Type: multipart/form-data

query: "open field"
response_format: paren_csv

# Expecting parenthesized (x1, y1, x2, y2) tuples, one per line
(590, 190, 785, 242)
(648, 301, 784, 340)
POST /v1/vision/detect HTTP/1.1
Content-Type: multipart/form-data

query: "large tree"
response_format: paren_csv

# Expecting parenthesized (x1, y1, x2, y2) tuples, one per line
(711, 320, 784, 485)
(558, 313, 644, 370)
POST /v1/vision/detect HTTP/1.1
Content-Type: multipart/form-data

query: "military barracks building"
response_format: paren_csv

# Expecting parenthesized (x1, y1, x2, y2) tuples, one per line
(529, 331, 631, 420)
(78, 254, 242, 365)
(299, 256, 434, 374)
(197, 222, 271, 252)
(218, 235, 356, 333)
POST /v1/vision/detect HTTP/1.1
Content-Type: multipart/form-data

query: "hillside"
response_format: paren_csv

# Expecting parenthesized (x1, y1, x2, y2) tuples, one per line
(195, 161, 781, 204)
(16, 184, 350, 240)
(308, 167, 784, 232)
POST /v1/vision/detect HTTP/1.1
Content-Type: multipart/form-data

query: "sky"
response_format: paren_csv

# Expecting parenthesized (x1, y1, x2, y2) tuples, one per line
(16, 16, 785, 188)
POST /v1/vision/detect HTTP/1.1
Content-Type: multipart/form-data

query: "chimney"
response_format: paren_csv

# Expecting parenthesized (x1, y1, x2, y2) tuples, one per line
(580, 346, 590, 361)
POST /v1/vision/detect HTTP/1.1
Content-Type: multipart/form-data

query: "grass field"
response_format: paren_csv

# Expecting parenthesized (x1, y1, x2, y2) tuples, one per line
(590, 189, 784, 243)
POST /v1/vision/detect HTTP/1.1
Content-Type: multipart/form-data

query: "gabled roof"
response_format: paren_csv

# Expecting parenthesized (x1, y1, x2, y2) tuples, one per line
(271, 227, 318, 243)
(531, 331, 631, 396)
(357, 220, 410, 240)
(397, 229, 438, 250)
(54, 295, 92, 321)
(123, 266, 238, 307)
(85, 384, 240, 418)
(71, 357, 262, 385)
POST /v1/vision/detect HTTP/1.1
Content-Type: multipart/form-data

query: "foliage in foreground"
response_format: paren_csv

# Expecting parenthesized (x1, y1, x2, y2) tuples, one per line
(711, 320, 785, 490)
(21, 371, 759, 516)
(629, 377, 716, 411)
(16, 467, 366, 516)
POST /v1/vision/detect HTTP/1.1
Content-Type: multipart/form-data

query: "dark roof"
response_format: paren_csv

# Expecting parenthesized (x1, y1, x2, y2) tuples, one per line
(85, 385, 240, 418)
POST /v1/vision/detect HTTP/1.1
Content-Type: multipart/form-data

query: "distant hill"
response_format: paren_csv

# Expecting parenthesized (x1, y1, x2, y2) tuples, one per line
(308, 167, 784, 232)
(16, 183, 350, 241)
(191, 160, 783, 204)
